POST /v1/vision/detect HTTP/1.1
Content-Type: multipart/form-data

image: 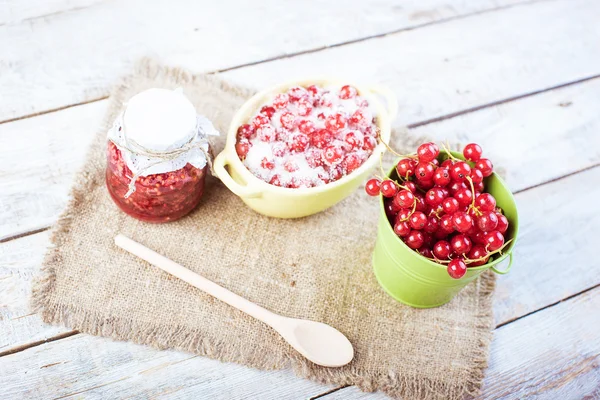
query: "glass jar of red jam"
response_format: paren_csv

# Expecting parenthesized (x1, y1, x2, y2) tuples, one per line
(105, 88, 218, 223)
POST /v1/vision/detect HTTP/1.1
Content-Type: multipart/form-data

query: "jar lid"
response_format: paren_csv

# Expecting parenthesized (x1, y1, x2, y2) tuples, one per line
(123, 88, 197, 151)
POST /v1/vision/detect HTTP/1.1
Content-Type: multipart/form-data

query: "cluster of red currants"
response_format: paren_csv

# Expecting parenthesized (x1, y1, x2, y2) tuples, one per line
(365, 142, 510, 279)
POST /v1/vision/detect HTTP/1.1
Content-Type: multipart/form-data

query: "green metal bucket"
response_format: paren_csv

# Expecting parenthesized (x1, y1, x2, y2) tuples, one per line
(372, 152, 519, 308)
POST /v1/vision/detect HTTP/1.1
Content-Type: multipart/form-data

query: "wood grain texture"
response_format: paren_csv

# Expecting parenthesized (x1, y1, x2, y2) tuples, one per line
(0, 334, 334, 400)
(0, 232, 66, 352)
(0, 0, 102, 25)
(0, 0, 527, 121)
(0, 101, 107, 240)
(223, 0, 600, 127)
(322, 287, 600, 400)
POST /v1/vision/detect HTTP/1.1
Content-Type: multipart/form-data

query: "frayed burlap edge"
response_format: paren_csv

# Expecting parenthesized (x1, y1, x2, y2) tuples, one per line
(31, 58, 496, 399)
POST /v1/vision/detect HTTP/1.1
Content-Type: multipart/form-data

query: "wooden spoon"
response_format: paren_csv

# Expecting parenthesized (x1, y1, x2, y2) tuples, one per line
(114, 234, 354, 367)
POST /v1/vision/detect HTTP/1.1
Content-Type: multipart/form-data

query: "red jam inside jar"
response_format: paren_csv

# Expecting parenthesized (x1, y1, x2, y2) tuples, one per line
(106, 141, 207, 223)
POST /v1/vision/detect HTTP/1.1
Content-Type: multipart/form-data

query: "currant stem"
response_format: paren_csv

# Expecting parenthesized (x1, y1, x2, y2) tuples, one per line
(378, 138, 417, 159)
(465, 176, 482, 217)
(422, 238, 514, 265)
(441, 142, 459, 161)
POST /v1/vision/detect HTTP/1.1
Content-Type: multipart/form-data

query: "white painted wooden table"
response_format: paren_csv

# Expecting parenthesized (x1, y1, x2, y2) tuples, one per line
(1, 0, 599, 398)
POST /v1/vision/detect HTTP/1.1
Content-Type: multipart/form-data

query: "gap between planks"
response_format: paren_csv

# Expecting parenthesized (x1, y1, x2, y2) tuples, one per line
(0, 0, 550, 126)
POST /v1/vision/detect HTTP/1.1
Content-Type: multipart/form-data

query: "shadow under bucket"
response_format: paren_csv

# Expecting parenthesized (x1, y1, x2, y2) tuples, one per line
(372, 152, 519, 308)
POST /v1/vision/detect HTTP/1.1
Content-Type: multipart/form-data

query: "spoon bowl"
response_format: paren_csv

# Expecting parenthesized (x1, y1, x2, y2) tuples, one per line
(275, 317, 354, 367)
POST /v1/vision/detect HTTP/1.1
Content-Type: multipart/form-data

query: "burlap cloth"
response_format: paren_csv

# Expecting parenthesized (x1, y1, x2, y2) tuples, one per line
(31, 59, 495, 400)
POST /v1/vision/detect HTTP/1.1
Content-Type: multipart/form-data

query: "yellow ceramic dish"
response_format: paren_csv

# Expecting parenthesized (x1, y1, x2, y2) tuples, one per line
(214, 78, 398, 218)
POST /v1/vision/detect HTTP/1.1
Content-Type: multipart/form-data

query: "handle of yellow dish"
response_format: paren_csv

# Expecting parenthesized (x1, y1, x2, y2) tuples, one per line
(214, 151, 262, 199)
(367, 85, 398, 120)
(491, 252, 513, 275)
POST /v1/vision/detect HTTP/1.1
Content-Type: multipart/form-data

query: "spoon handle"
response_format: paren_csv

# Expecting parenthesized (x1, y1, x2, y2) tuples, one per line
(114, 234, 280, 326)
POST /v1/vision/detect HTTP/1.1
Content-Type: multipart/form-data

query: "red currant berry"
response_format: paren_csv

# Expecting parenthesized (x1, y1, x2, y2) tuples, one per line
(476, 158, 494, 177)
(433, 168, 451, 187)
(385, 200, 397, 219)
(284, 159, 299, 173)
(496, 213, 509, 234)
(252, 114, 270, 128)
(417, 142, 440, 163)
(394, 189, 415, 208)
(296, 98, 313, 116)
(418, 247, 433, 258)
(394, 220, 411, 237)
(476, 211, 499, 232)
(365, 178, 381, 196)
(409, 211, 428, 230)
(297, 119, 316, 135)
(455, 188, 473, 207)
(235, 142, 250, 159)
(306, 85, 319, 97)
(288, 86, 308, 101)
(473, 231, 487, 245)
(424, 215, 439, 234)
(442, 197, 460, 214)
(485, 231, 505, 251)
(452, 211, 473, 233)
(451, 234, 472, 255)
(272, 93, 289, 109)
(397, 209, 412, 222)
(279, 111, 295, 129)
(433, 240, 451, 259)
(396, 159, 416, 178)
(414, 194, 427, 212)
(475, 193, 496, 212)
(447, 258, 467, 279)
(325, 112, 347, 131)
(381, 180, 398, 198)
(474, 182, 484, 193)
(237, 124, 254, 139)
(269, 174, 282, 186)
(323, 145, 344, 165)
(289, 133, 309, 152)
(363, 136, 378, 151)
(405, 230, 425, 249)
(439, 214, 455, 234)
(342, 153, 361, 174)
(404, 181, 417, 193)
(416, 179, 434, 191)
(463, 143, 483, 162)
(470, 168, 484, 184)
(441, 159, 454, 169)
(261, 157, 275, 170)
(425, 188, 446, 206)
(344, 131, 363, 150)
(339, 85, 358, 99)
(450, 161, 471, 182)
(416, 162, 436, 181)
(467, 245, 489, 267)
(260, 105, 276, 118)
(310, 129, 333, 149)
(448, 181, 468, 196)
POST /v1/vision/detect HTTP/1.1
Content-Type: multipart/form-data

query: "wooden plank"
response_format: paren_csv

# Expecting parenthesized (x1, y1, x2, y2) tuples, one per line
(3, 73, 600, 240)
(0, 101, 107, 240)
(0, 0, 101, 25)
(493, 166, 600, 324)
(322, 287, 600, 399)
(0, 0, 527, 121)
(223, 0, 600, 127)
(0, 334, 334, 399)
(0, 232, 66, 352)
